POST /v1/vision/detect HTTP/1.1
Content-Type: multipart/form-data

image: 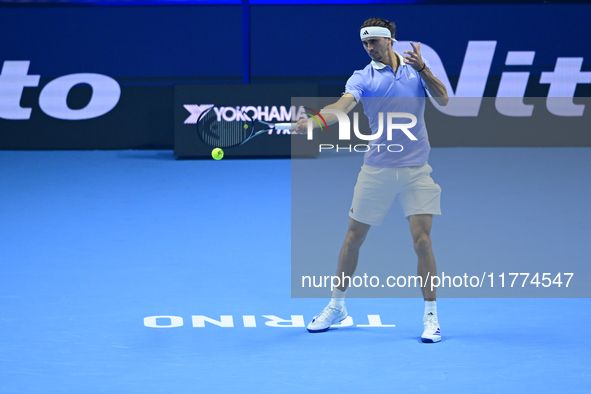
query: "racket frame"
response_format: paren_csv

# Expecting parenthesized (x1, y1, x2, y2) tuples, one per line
(197, 108, 292, 148)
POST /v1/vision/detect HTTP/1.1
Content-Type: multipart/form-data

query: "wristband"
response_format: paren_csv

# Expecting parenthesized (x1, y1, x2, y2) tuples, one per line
(418, 63, 426, 73)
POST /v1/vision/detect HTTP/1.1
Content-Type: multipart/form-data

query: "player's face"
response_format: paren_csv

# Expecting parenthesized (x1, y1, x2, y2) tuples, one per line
(362, 37, 391, 61)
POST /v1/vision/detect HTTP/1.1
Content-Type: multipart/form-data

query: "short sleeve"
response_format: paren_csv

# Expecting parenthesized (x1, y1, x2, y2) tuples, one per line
(344, 71, 365, 102)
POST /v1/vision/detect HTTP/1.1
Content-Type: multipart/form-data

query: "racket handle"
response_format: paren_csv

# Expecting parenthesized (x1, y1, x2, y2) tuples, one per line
(274, 123, 293, 130)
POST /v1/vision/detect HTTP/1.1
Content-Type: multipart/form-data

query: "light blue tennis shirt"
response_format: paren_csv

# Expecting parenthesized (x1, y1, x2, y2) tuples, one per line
(345, 51, 432, 168)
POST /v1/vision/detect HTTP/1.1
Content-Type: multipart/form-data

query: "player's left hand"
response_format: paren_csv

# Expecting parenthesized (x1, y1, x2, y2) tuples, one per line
(403, 41, 424, 72)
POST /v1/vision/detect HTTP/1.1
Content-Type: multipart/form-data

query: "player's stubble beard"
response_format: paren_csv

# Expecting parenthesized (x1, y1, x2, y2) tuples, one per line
(367, 38, 393, 65)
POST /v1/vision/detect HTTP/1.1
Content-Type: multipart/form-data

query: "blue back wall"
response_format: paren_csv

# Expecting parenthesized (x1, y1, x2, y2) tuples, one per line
(1, 3, 589, 87)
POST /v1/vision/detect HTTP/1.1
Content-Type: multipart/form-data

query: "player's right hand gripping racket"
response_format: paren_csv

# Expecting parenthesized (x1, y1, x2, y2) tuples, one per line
(197, 108, 292, 149)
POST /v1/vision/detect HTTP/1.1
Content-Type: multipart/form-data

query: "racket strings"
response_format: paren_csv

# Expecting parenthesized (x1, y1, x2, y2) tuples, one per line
(197, 110, 253, 148)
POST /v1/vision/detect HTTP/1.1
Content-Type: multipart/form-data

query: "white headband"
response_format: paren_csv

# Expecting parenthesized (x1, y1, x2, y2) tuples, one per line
(360, 26, 397, 42)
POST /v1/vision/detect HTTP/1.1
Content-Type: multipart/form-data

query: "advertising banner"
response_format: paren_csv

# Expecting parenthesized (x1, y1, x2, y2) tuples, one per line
(174, 84, 318, 158)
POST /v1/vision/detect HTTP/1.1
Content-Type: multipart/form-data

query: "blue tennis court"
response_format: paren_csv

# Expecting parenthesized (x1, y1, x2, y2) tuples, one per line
(1, 148, 590, 393)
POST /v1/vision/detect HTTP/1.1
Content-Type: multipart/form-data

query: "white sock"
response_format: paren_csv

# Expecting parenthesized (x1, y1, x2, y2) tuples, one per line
(329, 288, 347, 309)
(424, 301, 437, 319)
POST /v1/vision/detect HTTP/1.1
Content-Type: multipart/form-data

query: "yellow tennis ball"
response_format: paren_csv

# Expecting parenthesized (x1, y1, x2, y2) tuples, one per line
(212, 148, 224, 160)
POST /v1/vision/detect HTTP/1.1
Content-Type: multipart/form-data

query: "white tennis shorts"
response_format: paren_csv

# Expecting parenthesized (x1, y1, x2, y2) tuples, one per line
(349, 164, 441, 225)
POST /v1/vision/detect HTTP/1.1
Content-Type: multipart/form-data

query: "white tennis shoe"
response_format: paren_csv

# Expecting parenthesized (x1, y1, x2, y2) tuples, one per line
(307, 305, 348, 333)
(421, 314, 441, 343)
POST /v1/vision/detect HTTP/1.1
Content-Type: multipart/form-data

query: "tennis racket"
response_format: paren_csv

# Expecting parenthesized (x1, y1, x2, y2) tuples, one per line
(197, 108, 292, 149)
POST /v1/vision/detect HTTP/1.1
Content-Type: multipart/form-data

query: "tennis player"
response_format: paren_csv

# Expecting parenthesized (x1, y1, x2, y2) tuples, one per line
(293, 18, 449, 342)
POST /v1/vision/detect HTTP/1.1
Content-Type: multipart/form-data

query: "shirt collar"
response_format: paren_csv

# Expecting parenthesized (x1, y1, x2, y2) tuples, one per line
(371, 51, 406, 70)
